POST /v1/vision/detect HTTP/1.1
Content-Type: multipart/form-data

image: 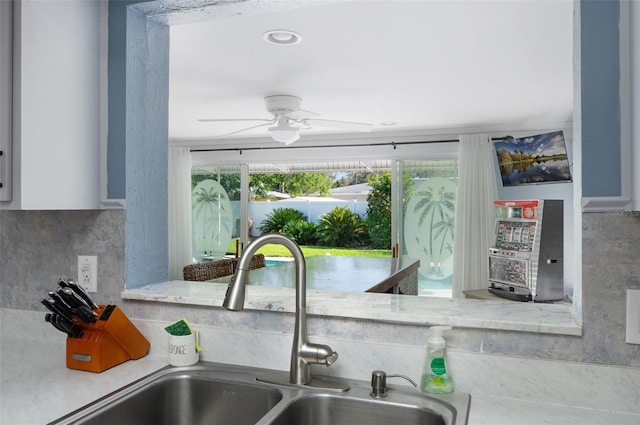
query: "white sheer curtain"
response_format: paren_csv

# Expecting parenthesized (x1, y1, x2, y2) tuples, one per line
(452, 134, 498, 298)
(168, 147, 193, 280)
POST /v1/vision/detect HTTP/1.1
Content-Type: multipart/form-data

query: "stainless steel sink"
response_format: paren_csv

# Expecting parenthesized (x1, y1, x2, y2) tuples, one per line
(50, 362, 470, 425)
(268, 393, 450, 425)
(50, 365, 283, 425)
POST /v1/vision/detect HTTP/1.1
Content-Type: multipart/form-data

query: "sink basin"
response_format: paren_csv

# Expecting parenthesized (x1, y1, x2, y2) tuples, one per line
(50, 366, 283, 425)
(268, 393, 449, 425)
(50, 362, 470, 425)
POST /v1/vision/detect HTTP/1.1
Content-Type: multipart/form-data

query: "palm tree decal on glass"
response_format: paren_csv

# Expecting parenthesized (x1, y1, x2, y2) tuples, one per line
(404, 178, 457, 279)
(192, 179, 233, 262)
(432, 214, 455, 273)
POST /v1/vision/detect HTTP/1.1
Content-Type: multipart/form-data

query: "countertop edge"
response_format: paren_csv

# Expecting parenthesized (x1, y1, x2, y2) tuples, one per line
(121, 281, 582, 335)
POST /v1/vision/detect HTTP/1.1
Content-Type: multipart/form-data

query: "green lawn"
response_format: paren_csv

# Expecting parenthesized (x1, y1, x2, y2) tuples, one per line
(256, 244, 391, 258)
(227, 238, 391, 258)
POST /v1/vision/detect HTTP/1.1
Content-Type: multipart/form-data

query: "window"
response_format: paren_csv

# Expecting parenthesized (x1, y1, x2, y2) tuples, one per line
(189, 154, 459, 297)
(398, 160, 458, 297)
(191, 165, 241, 262)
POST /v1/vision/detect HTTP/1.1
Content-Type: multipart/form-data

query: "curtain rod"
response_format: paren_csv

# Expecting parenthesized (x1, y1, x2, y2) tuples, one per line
(189, 136, 512, 153)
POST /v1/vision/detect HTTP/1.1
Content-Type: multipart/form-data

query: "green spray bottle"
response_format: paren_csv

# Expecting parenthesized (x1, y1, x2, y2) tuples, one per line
(420, 326, 453, 394)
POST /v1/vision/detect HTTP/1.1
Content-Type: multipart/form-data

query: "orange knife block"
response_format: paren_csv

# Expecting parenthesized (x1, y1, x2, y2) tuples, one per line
(66, 305, 150, 373)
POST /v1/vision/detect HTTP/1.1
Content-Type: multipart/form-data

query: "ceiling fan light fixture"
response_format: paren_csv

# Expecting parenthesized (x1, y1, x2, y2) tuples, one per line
(263, 29, 302, 45)
(269, 121, 300, 145)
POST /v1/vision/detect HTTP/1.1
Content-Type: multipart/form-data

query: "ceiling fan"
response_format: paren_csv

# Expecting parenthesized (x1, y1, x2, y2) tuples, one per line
(198, 95, 373, 145)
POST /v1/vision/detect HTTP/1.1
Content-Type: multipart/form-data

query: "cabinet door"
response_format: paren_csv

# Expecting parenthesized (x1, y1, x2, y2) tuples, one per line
(2, 0, 102, 209)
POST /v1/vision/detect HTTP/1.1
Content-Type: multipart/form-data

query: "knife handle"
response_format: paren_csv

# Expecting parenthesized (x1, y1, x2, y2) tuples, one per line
(67, 280, 99, 310)
(46, 313, 72, 337)
(41, 299, 57, 314)
(49, 291, 72, 310)
(42, 298, 74, 323)
(57, 314, 84, 338)
(60, 287, 96, 315)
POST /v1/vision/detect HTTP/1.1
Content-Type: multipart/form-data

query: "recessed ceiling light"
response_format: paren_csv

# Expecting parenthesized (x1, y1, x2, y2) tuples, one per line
(263, 30, 302, 45)
(381, 121, 398, 126)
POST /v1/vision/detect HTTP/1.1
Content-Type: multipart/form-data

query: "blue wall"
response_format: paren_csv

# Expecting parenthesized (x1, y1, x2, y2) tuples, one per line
(581, 0, 621, 197)
(109, 1, 169, 287)
(107, 0, 137, 200)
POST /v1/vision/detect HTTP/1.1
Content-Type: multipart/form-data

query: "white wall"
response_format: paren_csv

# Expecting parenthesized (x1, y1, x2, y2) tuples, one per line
(247, 199, 368, 235)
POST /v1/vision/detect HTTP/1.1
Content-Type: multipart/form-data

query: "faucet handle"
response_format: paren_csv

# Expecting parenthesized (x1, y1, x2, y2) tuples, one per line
(310, 343, 339, 366)
(325, 351, 339, 366)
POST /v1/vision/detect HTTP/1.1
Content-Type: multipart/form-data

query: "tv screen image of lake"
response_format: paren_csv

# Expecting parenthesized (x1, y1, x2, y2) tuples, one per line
(494, 130, 572, 187)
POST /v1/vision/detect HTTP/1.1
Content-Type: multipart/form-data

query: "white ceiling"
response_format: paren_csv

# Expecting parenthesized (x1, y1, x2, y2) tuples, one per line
(167, 0, 573, 144)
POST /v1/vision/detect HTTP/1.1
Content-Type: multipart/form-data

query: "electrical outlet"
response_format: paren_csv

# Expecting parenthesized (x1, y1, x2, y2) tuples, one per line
(626, 289, 640, 344)
(78, 255, 98, 293)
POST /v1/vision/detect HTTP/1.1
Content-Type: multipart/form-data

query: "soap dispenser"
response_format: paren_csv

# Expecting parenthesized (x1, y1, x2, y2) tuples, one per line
(420, 326, 453, 394)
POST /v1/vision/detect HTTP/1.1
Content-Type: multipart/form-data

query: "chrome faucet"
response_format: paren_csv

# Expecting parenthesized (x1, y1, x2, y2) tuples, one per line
(223, 233, 340, 387)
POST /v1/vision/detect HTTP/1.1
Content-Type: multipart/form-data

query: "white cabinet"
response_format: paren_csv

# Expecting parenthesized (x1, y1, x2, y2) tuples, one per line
(0, 0, 103, 210)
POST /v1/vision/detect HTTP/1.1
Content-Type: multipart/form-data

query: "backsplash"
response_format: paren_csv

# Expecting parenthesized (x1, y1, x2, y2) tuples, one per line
(1, 209, 638, 367)
(0, 210, 126, 309)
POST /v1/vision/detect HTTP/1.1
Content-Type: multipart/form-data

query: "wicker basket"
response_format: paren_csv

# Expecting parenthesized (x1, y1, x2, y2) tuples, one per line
(231, 253, 266, 273)
(183, 259, 234, 281)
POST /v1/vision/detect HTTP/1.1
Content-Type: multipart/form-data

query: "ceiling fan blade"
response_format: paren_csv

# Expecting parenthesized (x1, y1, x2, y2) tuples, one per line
(282, 108, 320, 120)
(304, 118, 373, 132)
(213, 120, 275, 139)
(198, 118, 273, 123)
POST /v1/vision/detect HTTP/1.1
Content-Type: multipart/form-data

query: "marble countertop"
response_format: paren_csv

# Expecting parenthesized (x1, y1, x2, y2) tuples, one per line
(122, 280, 582, 335)
(0, 337, 167, 424)
(1, 310, 637, 425)
(467, 394, 640, 425)
(2, 338, 638, 425)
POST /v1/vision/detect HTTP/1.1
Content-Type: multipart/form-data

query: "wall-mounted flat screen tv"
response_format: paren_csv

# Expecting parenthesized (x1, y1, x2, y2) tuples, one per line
(494, 130, 572, 187)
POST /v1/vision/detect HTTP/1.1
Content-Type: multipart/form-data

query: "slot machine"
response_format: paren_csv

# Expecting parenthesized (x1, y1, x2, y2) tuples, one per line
(488, 200, 564, 302)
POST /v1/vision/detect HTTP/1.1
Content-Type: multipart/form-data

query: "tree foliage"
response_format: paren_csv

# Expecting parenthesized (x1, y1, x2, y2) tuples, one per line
(282, 220, 317, 245)
(315, 206, 368, 248)
(366, 172, 392, 249)
(250, 173, 333, 197)
(257, 207, 307, 235)
(332, 171, 373, 187)
(192, 172, 241, 200)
